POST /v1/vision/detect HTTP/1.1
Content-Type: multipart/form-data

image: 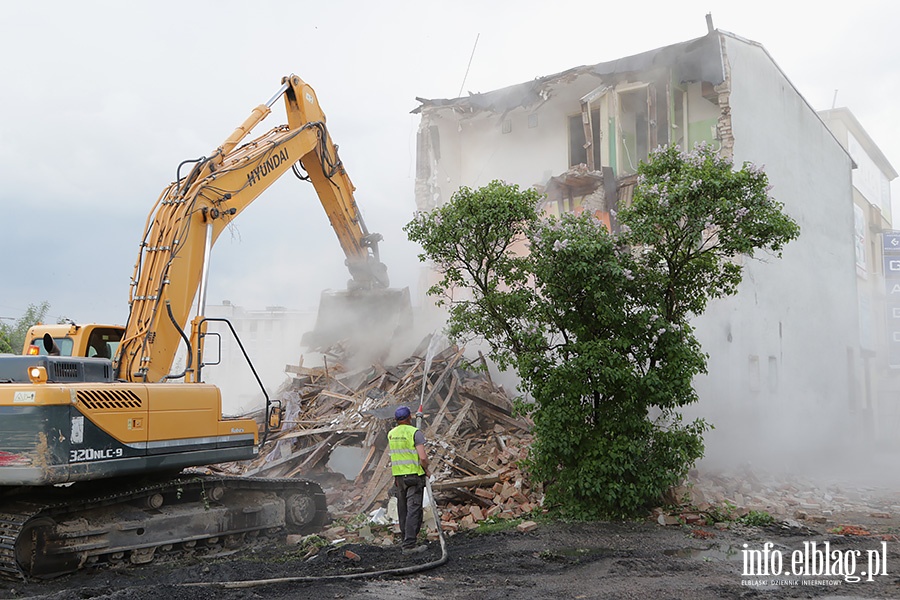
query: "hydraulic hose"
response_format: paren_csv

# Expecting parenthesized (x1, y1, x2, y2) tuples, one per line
(160, 300, 192, 381)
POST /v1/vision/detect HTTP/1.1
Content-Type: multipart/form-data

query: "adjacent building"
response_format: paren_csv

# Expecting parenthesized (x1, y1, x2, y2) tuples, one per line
(819, 108, 899, 444)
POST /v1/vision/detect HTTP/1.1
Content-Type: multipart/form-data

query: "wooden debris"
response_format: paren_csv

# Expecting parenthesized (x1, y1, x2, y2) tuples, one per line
(431, 472, 502, 491)
(220, 335, 541, 531)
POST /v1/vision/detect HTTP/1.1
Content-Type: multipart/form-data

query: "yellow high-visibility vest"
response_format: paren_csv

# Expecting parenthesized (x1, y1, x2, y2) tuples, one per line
(388, 424, 425, 476)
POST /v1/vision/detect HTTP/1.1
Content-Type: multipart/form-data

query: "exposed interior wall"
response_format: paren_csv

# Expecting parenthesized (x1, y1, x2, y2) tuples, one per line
(684, 83, 721, 148)
(415, 72, 729, 211)
(457, 79, 609, 192)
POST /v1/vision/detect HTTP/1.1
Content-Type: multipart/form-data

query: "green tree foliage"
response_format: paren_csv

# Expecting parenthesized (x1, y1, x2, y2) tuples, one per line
(404, 144, 800, 519)
(625, 143, 800, 321)
(0, 328, 12, 354)
(0, 302, 51, 354)
(407, 180, 541, 360)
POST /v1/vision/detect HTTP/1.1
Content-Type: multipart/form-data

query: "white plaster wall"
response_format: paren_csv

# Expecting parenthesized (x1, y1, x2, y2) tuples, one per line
(419, 111, 462, 210)
(691, 36, 860, 469)
(427, 76, 609, 204)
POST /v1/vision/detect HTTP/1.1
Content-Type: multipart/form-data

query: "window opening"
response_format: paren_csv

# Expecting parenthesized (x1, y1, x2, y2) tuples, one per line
(568, 108, 601, 168)
(748, 355, 760, 393)
(767, 356, 778, 393)
(672, 87, 686, 147)
(617, 86, 650, 174)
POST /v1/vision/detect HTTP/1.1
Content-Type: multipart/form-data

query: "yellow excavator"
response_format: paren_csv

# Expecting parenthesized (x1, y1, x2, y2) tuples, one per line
(0, 75, 411, 579)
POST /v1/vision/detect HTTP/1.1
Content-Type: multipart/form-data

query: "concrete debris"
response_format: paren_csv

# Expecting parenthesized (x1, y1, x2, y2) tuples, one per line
(657, 514, 681, 526)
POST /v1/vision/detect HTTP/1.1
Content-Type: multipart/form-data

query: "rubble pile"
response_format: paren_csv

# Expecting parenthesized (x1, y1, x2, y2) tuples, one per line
(659, 467, 900, 528)
(220, 336, 540, 536)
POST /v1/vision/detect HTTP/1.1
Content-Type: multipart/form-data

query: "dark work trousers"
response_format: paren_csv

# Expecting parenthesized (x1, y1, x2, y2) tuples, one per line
(395, 474, 426, 548)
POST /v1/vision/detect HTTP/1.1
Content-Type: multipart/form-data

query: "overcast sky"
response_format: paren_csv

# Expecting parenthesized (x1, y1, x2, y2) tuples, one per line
(1, 1, 898, 327)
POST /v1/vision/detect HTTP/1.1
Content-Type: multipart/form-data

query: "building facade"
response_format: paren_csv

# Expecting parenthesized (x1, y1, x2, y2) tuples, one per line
(413, 28, 882, 464)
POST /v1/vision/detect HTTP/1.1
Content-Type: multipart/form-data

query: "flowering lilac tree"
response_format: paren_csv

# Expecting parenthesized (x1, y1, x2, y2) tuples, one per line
(404, 145, 799, 519)
(625, 143, 798, 321)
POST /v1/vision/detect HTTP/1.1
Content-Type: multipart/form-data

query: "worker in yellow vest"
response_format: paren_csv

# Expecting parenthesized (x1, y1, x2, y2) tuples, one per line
(388, 405, 430, 555)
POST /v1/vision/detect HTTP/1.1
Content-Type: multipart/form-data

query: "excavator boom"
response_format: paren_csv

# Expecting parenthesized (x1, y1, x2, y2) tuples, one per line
(119, 74, 405, 384)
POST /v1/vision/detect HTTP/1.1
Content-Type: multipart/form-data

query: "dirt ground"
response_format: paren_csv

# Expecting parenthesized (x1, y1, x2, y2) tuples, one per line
(3, 508, 900, 600)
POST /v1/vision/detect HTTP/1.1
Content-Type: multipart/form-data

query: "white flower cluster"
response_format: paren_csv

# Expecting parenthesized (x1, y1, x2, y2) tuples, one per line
(745, 162, 764, 176)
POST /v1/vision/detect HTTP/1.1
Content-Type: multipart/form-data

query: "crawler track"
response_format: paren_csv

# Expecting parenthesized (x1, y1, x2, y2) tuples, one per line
(0, 474, 327, 580)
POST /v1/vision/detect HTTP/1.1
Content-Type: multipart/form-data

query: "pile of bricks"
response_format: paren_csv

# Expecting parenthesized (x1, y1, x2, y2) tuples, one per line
(218, 335, 540, 533)
(656, 467, 898, 528)
(432, 434, 541, 534)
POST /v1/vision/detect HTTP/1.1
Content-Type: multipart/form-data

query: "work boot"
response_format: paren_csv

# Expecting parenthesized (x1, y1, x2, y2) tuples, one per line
(401, 544, 427, 555)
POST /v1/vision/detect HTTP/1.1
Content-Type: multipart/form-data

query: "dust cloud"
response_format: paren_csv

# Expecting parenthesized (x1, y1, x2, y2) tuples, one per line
(199, 308, 318, 417)
(200, 288, 449, 417)
(200, 275, 900, 505)
(689, 357, 900, 493)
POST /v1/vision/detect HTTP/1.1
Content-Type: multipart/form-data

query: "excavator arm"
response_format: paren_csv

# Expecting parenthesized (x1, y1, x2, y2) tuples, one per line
(117, 75, 394, 383)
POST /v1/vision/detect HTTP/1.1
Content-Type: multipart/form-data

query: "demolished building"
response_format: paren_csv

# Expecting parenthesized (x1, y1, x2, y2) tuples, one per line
(412, 25, 896, 460)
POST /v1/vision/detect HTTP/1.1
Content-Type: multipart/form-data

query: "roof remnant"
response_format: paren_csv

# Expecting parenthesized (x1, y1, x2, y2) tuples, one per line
(412, 32, 724, 116)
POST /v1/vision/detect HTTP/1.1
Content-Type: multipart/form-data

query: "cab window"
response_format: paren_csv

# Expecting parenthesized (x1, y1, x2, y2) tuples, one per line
(29, 337, 75, 356)
(87, 328, 122, 359)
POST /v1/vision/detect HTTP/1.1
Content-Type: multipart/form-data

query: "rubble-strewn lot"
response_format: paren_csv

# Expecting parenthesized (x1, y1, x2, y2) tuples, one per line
(675, 467, 900, 529)
(4, 340, 900, 599)
(5, 506, 900, 600)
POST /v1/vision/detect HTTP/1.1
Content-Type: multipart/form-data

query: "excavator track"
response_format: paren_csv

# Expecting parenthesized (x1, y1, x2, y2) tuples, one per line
(0, 474, 327, 580)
